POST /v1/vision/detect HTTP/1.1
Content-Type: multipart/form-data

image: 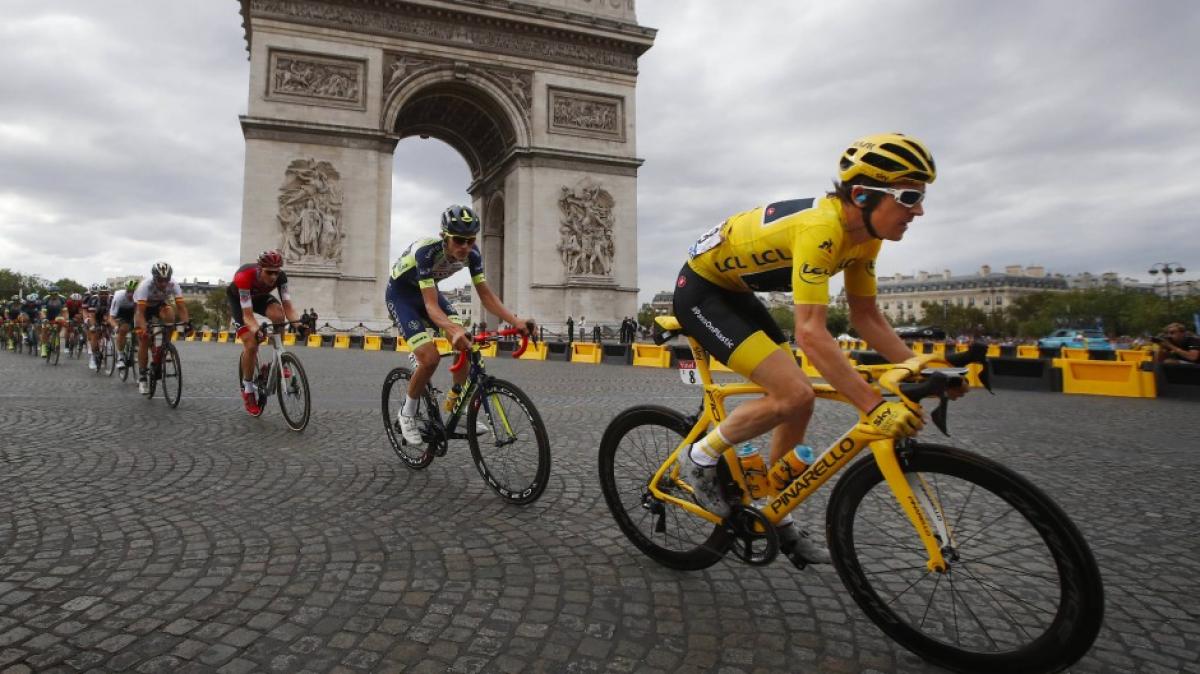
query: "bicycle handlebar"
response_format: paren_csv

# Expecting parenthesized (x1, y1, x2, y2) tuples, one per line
(449, 322, 534, 373)
(879, 342, 990, 402)
(255, 321, 306, 339)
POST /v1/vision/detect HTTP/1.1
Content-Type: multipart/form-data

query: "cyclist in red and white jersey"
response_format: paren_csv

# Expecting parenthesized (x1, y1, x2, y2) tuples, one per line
(227, 249, 300, 415)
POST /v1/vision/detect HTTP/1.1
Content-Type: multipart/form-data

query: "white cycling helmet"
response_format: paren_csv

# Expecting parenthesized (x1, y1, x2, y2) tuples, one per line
(151, 261, 173, 280)
(70, 293, 82, 301)
(26, 293, 39, 302)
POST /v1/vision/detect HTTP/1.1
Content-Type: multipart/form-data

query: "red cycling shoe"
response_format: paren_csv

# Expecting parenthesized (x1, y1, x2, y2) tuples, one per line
(242, 390, 263, 417)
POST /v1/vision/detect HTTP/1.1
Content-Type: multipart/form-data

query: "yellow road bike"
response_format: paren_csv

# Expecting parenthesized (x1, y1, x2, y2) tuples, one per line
(598, 317, 1103, 674)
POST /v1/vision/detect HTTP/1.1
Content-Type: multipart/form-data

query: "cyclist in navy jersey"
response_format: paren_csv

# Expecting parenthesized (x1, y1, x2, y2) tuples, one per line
(385, 205, 536, 445)
(227, 249, 300, 415)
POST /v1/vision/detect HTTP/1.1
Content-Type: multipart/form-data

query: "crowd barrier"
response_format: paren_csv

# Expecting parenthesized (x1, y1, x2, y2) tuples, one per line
(631, 343, 670, 368)
(1054, 358, 1155, 398)
(177, 336, 1189, 400)
(570, 342, 602, 364)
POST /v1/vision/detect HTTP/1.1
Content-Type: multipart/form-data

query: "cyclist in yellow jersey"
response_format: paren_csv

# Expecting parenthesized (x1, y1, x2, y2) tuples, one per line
(673, 132, 961, 568)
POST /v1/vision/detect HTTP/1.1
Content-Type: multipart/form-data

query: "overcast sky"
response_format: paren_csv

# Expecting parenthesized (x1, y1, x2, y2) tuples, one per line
(2, 1, 1198, 304)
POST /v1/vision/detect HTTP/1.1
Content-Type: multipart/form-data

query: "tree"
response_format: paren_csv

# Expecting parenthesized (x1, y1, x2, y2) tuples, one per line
(204, 289, 231, 328)
(637, 303, 658, 330)
(185, 300, 209, 328)
(826, 305, 851, 337)
(53, 278, 87, 296)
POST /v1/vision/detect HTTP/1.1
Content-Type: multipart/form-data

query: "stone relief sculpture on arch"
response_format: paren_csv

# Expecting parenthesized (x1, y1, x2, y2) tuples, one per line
(276, 158, 345, 265)
(557, 180, 616, 277)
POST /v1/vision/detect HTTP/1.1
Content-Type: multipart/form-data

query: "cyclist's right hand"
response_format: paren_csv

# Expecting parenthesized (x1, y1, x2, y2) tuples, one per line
(447, 324, 471, 352)
(866, 400, 924, 438)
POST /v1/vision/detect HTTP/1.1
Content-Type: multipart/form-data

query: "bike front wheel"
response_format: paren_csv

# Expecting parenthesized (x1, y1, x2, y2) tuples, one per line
(466, 378, 550, 505)
(277, 352, 311, 431)
(826, 443, 1104, 674)
(161, 343, 182, 407)
(103, 335, 116, 377)
(598, 405, 728, 571)
(381, 366, 436, 469)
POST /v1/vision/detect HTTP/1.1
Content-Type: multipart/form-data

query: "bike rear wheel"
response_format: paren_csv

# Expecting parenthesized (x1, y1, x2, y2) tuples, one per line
(826, 443, 1104, 674)
(277, 352, 311, 431)
(598, 405, 728, 571)
(466, 378, 551, 505)
(381, 366, 436, 469)
(161, 343, 182, 408)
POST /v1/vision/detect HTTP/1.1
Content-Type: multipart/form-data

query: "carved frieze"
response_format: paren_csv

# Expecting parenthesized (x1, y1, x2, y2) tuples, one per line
(384, 50, 533, 121)
(557, 180, 616, 277)
(250, 0, 639, 73)
(277, 158, 346, 265)
(548, 87, 624, 142)
(267, 49, 366, 110)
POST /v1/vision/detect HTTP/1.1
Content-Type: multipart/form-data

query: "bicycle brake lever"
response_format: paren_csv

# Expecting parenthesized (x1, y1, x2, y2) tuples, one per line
(931, 393, 950, 436)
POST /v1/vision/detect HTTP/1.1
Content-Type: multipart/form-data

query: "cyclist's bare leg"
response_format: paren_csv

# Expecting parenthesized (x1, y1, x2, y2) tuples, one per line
(406, 341, 441, 399)
(702, 347, 815, 461)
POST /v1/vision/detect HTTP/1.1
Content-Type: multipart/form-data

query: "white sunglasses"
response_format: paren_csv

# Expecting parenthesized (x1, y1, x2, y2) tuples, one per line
(857, 185, 926, 208)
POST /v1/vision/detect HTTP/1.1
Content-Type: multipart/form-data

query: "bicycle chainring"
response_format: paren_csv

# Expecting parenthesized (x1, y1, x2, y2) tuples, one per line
(724, 505, 779, 566)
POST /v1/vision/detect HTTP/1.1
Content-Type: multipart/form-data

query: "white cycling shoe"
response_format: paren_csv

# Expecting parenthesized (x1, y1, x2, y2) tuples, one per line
(397, 412, 423, 445)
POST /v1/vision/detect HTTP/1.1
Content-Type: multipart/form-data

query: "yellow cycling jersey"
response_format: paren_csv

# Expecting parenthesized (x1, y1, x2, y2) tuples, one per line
(685, 196, 881, 305)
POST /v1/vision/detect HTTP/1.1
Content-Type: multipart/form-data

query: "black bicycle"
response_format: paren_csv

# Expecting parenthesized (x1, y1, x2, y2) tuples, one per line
(143, 322, 187, 407)
(381, 326, 551, 505)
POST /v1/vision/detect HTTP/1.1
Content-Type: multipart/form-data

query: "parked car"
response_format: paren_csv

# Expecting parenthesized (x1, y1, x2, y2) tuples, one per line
(895, 325, 947, 341)
(1037, 328, 1114, 351)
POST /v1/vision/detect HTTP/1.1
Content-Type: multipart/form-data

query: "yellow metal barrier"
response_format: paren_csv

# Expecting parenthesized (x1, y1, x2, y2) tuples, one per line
(1117, 349, 1152, 363)
(364, 335, 382, 351)
(1017, 345, 1040, 359)
(434, 337, 450, 353)
(332, 333, 350, 349)
(986, 344, 1000, 358)
(283, 333, 296, 346)
(631, 343, 671, 368)
(954, 343, 968, 353)
(185, 331, 195, 342)
(794, 349, 822, 379)
(218, 331, 229, 343)
(479, 342, 498, 357)
(307, 334, 322, 348)
(1054, 359, 1156, 398)
(1061, 347, 1089, 360)
(395, 337, 410, 352)
(571, 342, 602, 364)
(931, 342, 947, 356)
(201, 331, 212, 342)
(518, 341, 548, 360)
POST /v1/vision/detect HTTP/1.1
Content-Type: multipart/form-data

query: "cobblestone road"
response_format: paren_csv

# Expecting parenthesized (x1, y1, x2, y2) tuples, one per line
(2, 343, 1198, 673)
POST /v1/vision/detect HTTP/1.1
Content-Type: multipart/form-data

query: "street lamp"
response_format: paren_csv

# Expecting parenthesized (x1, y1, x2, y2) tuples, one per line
(1148, 262, 1187, 303)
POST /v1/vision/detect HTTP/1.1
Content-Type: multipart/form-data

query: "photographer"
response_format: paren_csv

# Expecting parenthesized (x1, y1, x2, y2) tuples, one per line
(1154, 322, 1200, 364)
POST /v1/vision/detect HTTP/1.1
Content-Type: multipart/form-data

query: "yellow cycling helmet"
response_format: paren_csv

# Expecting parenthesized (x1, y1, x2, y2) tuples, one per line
(838, 133, 936, 184)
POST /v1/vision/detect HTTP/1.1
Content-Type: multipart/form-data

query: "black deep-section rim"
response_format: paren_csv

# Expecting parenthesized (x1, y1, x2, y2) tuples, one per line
(826, 443, 1104, 674)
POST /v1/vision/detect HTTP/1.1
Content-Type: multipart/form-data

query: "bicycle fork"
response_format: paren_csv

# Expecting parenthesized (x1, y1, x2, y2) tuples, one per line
(869, 438, 954, 573)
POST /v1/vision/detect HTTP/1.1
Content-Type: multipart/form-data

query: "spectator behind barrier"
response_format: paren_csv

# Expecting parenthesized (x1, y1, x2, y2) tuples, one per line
(1153, 322, 1200, 364)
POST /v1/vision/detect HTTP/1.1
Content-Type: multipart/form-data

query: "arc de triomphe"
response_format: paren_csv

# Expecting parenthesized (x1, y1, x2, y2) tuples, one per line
(236, 0, 655, 329)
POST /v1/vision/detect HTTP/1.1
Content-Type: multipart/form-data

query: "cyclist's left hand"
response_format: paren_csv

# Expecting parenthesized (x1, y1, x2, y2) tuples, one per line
(515, 317, 536, 337)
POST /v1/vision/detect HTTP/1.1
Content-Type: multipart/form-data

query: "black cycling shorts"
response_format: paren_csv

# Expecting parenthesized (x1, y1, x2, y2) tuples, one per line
(672, 264, 790, 377)
(228, 292, 281, 335)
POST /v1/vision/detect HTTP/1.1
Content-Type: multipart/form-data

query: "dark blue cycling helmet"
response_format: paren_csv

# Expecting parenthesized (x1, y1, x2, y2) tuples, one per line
(440, 205, 481, 237)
